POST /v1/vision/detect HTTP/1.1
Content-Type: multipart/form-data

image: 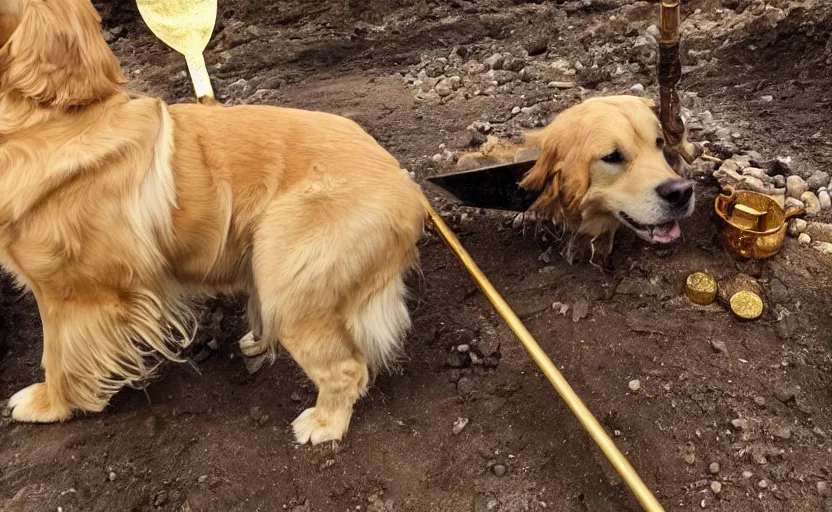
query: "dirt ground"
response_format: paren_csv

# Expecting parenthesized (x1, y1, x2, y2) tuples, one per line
(3, 0, 832, 511)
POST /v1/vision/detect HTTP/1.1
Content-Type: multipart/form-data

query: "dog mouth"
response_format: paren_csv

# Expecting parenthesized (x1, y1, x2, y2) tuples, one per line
(618, 212, 682, 244)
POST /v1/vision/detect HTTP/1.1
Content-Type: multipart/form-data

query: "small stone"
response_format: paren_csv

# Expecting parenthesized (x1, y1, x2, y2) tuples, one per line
(774, 384, 798, 403)
(628, 379, 641, 392)
(492, 464, 507, 477)
(630, 83, 645, 94)
(785, 197, 805, 211)
(486, 499, 499, 511)
(524, 36, 548, 56)
(547, 81, 575, 89)
(108, 472, 117, 482)
(775, 308, 797, 339)
(786, 175, 808, 198)
(758, 479, 769, 489)
(457, 344, 470, 353)
(771, 425, 792, 440)
(807, 171, 830, 190)
(511, 106, 521, 115)
(761, 95, 774, 102)
(797, 232, 812, 245)
(710, 481, 722, 494)
(800, 191, 821, 214)
(435, 80, 452, 97)
(817, 481, 831, 498)
(571, 299, 590, 323)
(452, 417, 469, 435)
(709, 339, 728, 354)
(819, 188, 831, 209)
(290, 392, 302, 402)
(249, 406, 263, 422)
(684, 453, 696, 465)
(709, 462, 721, 474)
(731, 418, 748, 429)
(484, 53, 504, 70)
(788, 218, 808, 237)
(813, 241, 832, 255)
(198, 475, 208, 484)
(773, 174, 786, 188)
(742, 470, 753, 479)
(754, 396, 767, 406)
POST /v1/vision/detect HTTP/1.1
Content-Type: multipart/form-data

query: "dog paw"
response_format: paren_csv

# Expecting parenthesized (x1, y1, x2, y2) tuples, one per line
(238, 331, 267, 358)
(291, 407, 348, 445)
(8, 383, 71, 423)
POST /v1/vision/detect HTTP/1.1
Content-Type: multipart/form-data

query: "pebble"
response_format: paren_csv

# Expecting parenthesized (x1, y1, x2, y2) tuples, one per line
(571, 299, 590, 323)
(773, 174, 786, 188)
(813, 241, 832, 255)
(788, 218, 808, 237)
(818, 188, 831, 209)
(774, 384, 799, 403)
(630, 83, 645, 94)
(452, 417, 469, 435)
(434, 79, 452, 97)
(628, 379, 641, 392)
(684, 453, 696, 465)
(709, 339, 728, 354)
(743, 471, 753, 479)
(800, 191, 821, 214)
(784, 197, 805, 211)
(754, 396, 767, 407)
(198, 475, 208, 483)
(709, 462, 721, 474)
(761, 95, 774, 102)
(486, 498, 499, 510)
(547, 81, 575, 89)
(731, 418, 748, 430)
(108, 472, 117, 482)
(492, 464, 507, 477)
(511, 106, 521, 115)
(817, 481, 831, 498)
(484, 53, 504, 70)
(807, 171, 830, 191)
(798, 233, 812, 245)
(710, 481, 722, 494)
(786, 175, 808, 198)
(758, 479, 769, 489)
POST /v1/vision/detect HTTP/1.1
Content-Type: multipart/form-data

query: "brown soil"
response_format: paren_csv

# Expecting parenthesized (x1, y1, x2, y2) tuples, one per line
(3, 1, 832, 511)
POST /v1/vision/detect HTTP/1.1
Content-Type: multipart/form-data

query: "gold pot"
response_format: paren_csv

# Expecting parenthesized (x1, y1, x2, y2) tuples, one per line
(714, 185, 805, 259)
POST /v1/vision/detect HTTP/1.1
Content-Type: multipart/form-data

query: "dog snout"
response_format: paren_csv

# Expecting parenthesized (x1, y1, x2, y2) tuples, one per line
(656, 179, 694, 209)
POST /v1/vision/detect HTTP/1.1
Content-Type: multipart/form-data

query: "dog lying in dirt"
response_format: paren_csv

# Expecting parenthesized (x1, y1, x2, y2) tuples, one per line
(0, 0, 425, 445)
(457, 95, 696, 260)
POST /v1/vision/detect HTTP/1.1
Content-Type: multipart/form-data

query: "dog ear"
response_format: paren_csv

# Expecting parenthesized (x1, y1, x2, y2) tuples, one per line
(0, 0, 125, 107)
(520, 123, 589, 220)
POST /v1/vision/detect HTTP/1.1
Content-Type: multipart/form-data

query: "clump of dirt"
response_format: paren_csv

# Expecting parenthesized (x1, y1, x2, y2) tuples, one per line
(3, 1, 832, 511)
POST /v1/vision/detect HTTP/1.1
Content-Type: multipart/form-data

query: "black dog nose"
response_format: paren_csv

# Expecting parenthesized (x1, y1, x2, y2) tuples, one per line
(656, 179, 694, 209)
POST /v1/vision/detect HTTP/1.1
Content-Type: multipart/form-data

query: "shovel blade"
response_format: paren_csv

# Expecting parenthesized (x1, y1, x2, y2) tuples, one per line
(425, 159, 539, 212)
(136, 0, 217, 55)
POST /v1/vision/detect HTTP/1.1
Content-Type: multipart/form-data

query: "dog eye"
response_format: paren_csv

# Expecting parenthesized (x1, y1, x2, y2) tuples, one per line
(656, 137, 665, 147)
(601, 150, 625, 164)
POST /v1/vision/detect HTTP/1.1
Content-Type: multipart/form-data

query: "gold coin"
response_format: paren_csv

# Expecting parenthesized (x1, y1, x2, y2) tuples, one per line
(685, 272, 718, 305)
(729, 290, 764, 320)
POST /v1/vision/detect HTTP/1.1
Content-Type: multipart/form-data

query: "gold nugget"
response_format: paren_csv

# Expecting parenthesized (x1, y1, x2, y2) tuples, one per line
(729, 290, 764, 320)
(685, 272, 718, 305)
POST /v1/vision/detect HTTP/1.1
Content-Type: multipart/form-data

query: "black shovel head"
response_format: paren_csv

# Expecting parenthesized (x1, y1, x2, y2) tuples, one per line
(425, 159, 540, 212)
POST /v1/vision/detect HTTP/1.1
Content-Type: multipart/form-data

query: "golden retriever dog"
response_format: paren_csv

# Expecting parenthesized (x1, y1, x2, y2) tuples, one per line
(458, 95, 696, 260)
(0, 0, 425, 445)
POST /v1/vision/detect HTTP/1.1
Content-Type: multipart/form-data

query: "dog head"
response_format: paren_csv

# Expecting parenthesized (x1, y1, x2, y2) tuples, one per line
(0, 0, 124, 109)
(520, 95, 695, 246)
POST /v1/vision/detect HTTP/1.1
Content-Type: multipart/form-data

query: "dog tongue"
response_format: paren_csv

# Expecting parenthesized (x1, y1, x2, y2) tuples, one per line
(651, 221, 681, 243)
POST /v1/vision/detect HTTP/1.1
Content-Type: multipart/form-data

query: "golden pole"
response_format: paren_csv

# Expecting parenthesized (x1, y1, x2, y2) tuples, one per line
(422, 197, 665, 512)
(137, 2, 666, 509)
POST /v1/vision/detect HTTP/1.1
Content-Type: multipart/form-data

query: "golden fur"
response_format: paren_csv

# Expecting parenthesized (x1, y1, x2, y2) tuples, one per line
(459, 96, 696, 259)
(0, 0, 425, 445)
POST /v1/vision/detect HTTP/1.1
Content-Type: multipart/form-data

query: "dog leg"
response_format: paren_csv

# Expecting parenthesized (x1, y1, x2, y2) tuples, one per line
(238, 293, 267, 357)
(8, 320, 76, 422)
(279, 315, 368, 446)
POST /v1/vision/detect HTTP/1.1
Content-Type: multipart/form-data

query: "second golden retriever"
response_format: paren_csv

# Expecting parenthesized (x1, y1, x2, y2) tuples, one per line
(459, 95, 696, 258)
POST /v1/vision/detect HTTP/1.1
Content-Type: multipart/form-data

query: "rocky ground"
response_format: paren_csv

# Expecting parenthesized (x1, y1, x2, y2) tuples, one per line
(2, 0, 832, 511)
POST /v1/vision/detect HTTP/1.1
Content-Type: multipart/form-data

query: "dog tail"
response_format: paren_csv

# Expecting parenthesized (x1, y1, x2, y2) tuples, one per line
(347, 268, 413, 374)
